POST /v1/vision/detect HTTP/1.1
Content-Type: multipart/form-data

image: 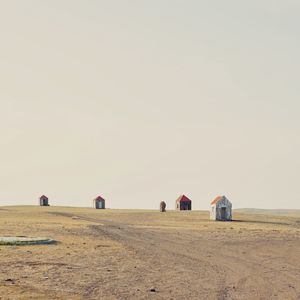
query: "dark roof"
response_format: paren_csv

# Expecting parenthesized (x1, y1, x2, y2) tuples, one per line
(39, 195, 48, 200)
(175, 195, 191, 203)
(94, 196, 105, 202)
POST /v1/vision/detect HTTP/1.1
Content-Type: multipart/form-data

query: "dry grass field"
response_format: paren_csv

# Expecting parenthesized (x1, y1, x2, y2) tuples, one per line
(0, 206, 300, 300)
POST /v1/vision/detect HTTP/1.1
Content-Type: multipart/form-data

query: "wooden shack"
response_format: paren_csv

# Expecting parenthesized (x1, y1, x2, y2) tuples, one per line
(160, 201, 166, 212)
(39, 195, 49, 206)
(94, 196, 105, 209)
(175, 195, 192, 211)
(210, 195, 232, 221)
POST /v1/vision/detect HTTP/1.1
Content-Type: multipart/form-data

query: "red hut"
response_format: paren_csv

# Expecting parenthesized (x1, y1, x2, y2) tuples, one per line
(39, 195, 49, 206)
(94, 196, 105, 209)
(175, 195, 192, 211)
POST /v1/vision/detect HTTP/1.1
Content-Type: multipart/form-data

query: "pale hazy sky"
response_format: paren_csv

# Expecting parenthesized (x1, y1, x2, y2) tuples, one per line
(0, 1, 299, 209)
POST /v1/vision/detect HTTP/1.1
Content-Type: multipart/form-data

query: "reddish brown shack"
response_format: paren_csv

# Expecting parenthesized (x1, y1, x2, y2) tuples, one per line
(175, 195, 192, 211)
(94, 196, 105, 209)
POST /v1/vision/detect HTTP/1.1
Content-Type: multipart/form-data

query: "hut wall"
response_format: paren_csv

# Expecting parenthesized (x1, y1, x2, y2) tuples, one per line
(40, 199, 49, 206)
(210, 205, 216, 220)
(95, 201, 105, 209)
(180, 202, 191, 210)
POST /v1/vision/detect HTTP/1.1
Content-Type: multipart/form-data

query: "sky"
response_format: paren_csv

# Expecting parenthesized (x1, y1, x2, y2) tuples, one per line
(0, 0, 299, 209)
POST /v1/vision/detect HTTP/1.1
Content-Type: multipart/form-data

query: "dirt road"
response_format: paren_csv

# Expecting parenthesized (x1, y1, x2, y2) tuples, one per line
(74, 212, 300, 300)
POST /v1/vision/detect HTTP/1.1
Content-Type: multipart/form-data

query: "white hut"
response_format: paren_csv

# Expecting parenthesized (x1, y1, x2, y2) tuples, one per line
(210, 196, 232, 221)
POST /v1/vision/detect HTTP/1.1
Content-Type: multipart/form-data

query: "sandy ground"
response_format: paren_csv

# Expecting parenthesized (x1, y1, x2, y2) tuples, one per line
(0, 206, 300, 300)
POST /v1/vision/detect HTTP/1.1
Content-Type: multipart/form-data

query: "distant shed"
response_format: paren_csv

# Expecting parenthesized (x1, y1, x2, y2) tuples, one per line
(160, 201, 166, 212)
(175, 195, 192, 211)
(39, 195, 49, 206)
(210, 196, 232, 221)
(94, 196, 105, 209)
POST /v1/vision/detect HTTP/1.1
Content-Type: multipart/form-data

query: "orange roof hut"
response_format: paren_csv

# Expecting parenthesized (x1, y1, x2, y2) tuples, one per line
(210, 195, 232, 221)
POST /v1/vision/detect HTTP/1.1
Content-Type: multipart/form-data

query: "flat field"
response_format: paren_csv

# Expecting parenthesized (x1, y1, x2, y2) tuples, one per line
(0, 206, 300, 300)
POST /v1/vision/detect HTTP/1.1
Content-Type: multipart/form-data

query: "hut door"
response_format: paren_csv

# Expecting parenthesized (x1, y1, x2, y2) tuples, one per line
(221, 207, 226, 220)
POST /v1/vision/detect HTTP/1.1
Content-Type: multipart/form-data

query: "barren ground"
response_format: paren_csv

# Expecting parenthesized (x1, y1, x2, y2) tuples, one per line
(0, 206, 300, 300)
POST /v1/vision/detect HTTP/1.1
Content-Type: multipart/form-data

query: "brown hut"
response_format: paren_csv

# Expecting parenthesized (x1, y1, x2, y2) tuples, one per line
(94, 196, 105, 209)
(160, 201, 166, 212)
(175, 195, 192, 210)
(39, 195, 49, 206)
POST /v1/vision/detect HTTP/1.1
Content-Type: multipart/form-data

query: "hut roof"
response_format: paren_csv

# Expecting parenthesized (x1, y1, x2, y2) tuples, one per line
(176, 195, 191, 203)
(211, 195, 224, 205)
(94, 196, 105, 202)
(39, 195, 48, 200)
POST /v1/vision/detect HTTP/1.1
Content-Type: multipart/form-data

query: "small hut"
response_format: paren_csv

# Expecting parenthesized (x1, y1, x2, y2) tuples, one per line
(160, 201, 166, 212)
(94, 196, 105, 209)
(39, 195, 49, 206)
(210, 195, 232, 221)
(175, 195, 192, 211)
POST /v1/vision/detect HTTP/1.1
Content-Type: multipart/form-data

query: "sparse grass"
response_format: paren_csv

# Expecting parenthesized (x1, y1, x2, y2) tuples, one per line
(0, 206, 299, 299)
